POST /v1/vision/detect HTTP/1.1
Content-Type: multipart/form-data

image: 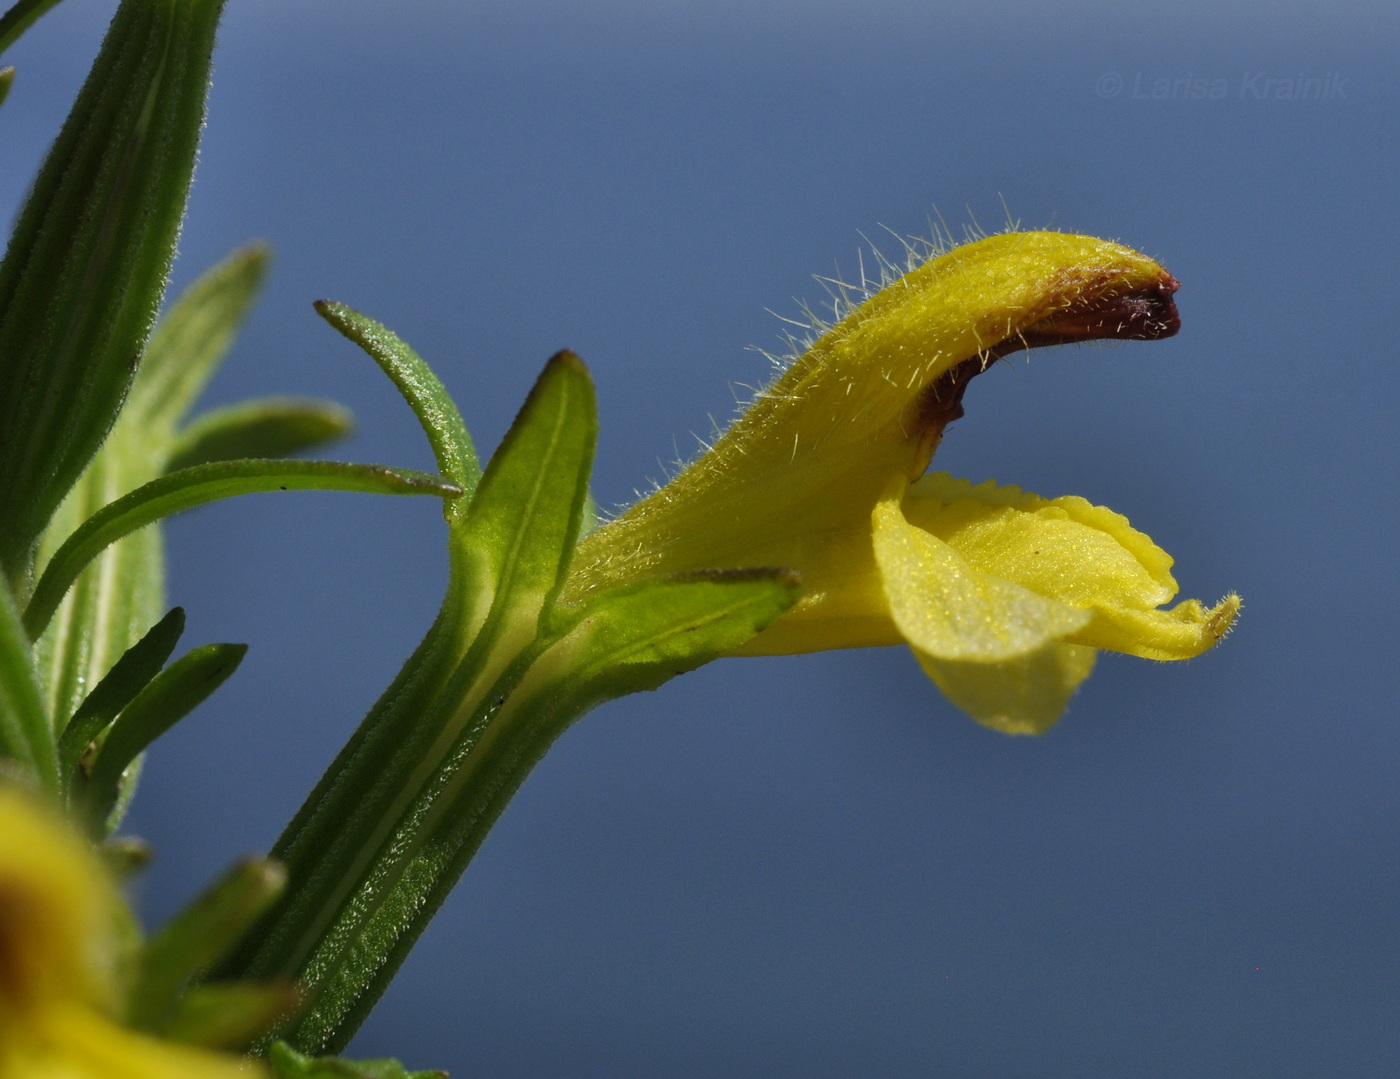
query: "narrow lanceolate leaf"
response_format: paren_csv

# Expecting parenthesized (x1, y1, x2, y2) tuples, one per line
(314, 301, 479, 502)
(33, 455, 169, 733)
(131, 857, 287, 1032)
(0, 66, 13, 108)
(34, 244, 272, 727)
(456, 351, 596, 645)
(0, 578, 57, 791)
(166, 398, 353, 472)
(25, 459, 462, 640)
(0, 0, 226, 578)
(0, 0, 65, 58)
(57, 606, 185, 781)
(83, 641, 247, 828)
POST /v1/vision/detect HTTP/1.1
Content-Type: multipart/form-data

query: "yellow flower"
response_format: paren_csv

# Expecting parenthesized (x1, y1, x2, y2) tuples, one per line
(563, 231, 1239, 733)
(0, 786, 262, 1078)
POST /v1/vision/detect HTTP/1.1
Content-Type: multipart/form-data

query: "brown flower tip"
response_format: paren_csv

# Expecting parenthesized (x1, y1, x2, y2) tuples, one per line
(914, 267, 1181, 447)
(1016, 270, 1181, 348)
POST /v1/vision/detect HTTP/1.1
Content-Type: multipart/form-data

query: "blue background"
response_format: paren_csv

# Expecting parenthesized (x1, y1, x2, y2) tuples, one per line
(4, 1, 1397, 1075)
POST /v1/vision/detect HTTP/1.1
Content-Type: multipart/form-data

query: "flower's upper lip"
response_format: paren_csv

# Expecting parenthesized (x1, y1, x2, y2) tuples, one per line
(563, 233, 1186, 605)
(1009, 269, 1181, 349)
(913, 267, 1181, 447)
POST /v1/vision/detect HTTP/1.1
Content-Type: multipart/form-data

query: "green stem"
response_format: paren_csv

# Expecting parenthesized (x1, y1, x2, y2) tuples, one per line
(281, 652, 590, 1051)
(213, 580, 536, 1039)
(216, 566, 798, 1054)
(211, 546, 477, 979)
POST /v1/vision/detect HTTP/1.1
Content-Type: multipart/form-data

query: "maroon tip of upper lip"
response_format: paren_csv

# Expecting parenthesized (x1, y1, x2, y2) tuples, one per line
(1009, 270, 1182, 349)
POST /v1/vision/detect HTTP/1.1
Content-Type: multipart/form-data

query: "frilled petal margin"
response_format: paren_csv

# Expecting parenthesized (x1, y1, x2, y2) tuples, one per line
(876, 472, 1239, 733)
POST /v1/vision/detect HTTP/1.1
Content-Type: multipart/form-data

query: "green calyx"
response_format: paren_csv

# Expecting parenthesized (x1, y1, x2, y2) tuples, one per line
(216, 319, 798, 1053)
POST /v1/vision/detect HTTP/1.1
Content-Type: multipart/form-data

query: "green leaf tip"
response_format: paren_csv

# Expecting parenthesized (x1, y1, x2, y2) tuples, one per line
(167, 398, 354, 472)
(0, 66, 13, 107)
(457, 349, 597, 625)
(314, 300, 479, 501)
(83, 641, 248, 830)
(131, 856, 289, 1034)
(58, 606, 186, 781)
(535, 567, 802, 710)
(164, 982, 303, 1052)
(131, 241, 273, 435)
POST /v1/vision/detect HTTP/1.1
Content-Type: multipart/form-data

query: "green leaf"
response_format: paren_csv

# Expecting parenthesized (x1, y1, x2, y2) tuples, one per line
(456, 350, 596, 646)
(25, 459, 462, 640)
(0, 0, 64, 58)
(57, 606, 184, 781)
(33, 245, 272, 726)
(162, 982, 301, 1051)
(126, 242, 271, 435)
(0, 66, 13, 108)
(268, 1042, 445, 1079)
(579, 488, 600, 536)
(0, 577, 57, 792)
(540, 568, 801, 702)
(167, 398, 353, 472)
(33, 471, 167, 738)
(131, 857, 287, 1032)
(0, 0, 226, 578)
(83, 641, 246, 828)
(314, 301, 479, 503)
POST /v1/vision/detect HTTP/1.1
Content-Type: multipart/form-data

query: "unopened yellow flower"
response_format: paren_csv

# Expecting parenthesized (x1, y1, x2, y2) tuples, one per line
(0, 786, 261, 1078)
(564, 231, 1238, 733)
